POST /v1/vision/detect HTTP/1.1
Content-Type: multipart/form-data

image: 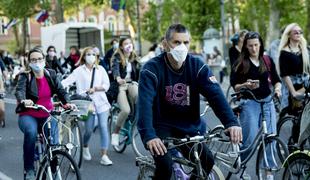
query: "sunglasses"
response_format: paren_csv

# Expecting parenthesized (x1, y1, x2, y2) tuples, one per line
(291, 30, 303, 35)
(86, 53, 96, 56)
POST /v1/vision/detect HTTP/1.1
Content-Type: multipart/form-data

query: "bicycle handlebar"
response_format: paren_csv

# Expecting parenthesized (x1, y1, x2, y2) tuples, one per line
(24, 104, 78, 116)
(231, 88, 274, 104)
(163, 134, 218, 149)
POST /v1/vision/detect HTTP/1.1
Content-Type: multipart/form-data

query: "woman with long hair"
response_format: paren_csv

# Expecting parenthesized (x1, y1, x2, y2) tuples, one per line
(231, 31, 281, 180)
(278, 23, 310, 144)
(15, 48, 74, 179)
(110, 37, 140, 146)
(62, 47, 112, 165)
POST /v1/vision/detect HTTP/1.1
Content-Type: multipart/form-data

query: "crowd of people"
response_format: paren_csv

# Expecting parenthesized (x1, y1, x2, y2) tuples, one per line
(0, 22, 307, 180)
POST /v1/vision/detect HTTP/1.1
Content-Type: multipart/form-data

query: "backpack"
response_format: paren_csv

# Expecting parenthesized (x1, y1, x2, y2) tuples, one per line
(262, 55, 272, 86)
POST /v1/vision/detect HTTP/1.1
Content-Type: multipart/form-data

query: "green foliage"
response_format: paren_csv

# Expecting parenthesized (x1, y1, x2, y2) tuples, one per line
(141, 3, 160, 43)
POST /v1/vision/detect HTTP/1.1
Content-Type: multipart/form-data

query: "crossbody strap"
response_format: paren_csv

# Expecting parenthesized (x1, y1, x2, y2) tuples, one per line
(90, 68, 96, 88)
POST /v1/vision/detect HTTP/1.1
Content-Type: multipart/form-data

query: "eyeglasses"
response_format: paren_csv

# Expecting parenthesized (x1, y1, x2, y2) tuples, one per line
(86, 53, 96, 56)
(29, 57, 44, 63)
(291, 30, 303, 35)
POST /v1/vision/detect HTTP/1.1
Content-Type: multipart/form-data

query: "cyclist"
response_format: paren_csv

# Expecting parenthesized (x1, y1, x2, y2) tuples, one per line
(278, 23, 310, 141)
(110, 37, 140, 146)
(45, 45, 65, 74)
(15, 47, 75, 180)
(230, 31, 282, 180)
(63, 46, 80, 72)
(62, 47, 113, 165)
(137, 24, 242, 180)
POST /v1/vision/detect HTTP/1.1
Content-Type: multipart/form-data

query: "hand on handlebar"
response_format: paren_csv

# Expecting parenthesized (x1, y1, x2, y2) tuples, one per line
(21, 99, 34, 106)
(225, 126, 242, 144)
(245, 79, 259, 90)
(62, 103, 77, 110)
(146, 138, 167, 156)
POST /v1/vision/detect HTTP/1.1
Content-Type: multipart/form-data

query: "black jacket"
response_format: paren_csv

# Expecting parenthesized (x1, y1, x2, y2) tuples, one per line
(111, 53, 140, 81)
(15, 69, 69, 112)
(46, 56, 65, 74)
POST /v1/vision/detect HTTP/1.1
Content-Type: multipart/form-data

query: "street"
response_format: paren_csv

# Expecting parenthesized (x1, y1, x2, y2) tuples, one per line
(0, 80, 285, 180)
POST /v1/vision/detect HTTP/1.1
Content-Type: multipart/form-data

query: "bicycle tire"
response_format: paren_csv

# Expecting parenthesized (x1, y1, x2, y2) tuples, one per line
(225, 85, 235, 103)
(70, 120, 83, 168)
(37, 149, 81, 180)
(282, 152, 310, 180)
(208, 165, 225, 180)
(137, 164, 155, 180)
(277, 115, 297, 152)
(256, 135, 289, 180)
(60, 116, 83, 168)
(109, 106, 127, 153)
(131, 120, 150, 157)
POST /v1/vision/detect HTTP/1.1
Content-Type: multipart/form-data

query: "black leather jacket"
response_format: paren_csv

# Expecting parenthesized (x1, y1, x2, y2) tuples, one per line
(111, 53, 140, 81)
(15, 69, 69, 112)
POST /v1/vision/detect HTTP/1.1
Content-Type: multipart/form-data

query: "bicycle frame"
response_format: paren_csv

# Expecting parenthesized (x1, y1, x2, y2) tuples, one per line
(215, 89, 277, 175)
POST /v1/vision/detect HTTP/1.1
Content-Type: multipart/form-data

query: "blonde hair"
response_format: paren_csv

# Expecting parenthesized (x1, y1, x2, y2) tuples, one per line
(278, 23, 310, 74)
(77, 47, 99, 67)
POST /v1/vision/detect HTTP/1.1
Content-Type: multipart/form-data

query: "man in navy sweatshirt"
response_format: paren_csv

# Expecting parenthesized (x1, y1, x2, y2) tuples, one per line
(137, 24, 242, 179)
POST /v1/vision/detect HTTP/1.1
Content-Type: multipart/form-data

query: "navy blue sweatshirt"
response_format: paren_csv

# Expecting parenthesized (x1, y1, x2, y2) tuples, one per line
(137, 53, 240, 145)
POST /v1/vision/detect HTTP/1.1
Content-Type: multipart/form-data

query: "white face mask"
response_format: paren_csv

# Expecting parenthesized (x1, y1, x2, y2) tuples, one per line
(48, 51, 56, 57)
(85, 55, 96, 65)
(169, 43, 188, 64)
(124, 44, 133, 53)
(29, 61, 45, 73)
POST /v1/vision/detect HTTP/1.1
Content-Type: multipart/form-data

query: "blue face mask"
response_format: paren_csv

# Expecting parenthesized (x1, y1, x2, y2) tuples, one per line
(29, 62, 45, 73)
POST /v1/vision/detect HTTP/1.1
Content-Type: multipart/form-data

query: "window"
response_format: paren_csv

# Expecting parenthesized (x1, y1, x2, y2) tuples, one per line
(87, 15, 97, 23)
(107, 16, 115, 32)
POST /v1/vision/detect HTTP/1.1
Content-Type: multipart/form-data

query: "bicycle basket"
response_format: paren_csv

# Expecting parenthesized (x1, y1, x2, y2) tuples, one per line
(69, 100, 94, 121)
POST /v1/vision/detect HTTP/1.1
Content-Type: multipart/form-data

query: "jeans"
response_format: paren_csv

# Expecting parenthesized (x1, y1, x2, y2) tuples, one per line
(239, 95, 277, 168)
(153, 127, 214, 180)
(18, 115, 58, 171)
(83, 111, 109, 150)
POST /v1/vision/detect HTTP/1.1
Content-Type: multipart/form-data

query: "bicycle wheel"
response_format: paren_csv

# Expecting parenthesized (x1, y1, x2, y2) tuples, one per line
(60, 116, 83, 168)
(207, 165, 225, 180)
(38, 149, 81, 180)
(131, 120, 150, 157)
(277, 115, 297, 152)
(137, 164, 155, 180)
(256, 135, 289, 180)
(283, 152, 310, 180)
(109, 106, 127, 153)
(225, 85, 235, 103)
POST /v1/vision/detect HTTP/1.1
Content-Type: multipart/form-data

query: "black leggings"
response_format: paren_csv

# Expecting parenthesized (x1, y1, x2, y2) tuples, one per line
(153, 128, 214, 180)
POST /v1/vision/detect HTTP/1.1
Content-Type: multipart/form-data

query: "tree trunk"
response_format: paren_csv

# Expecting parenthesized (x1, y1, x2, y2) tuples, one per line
(266, 0, 280, 48)
(22, 18, 27, 53)
(12, 26, 20, 52)
(55, 0, 65, 23)
(307, 1, 310, 42)
(229, 0, 235, 33)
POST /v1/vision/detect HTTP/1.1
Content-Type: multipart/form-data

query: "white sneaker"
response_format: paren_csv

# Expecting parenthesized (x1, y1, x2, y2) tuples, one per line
(83, 147, 92, 160)
(266, 174, 274, 180)
(111, 133, 119, 146)
(100, 155, 113, 166)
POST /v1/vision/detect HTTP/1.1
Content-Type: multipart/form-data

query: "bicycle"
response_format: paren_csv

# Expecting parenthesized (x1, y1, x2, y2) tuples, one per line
(24, 104, 81, 180)
(281, 97, 310, 179)
(213, 88, 289, 179)
(136, 134, 225, 180)
(109, 98, 149, 157)
(277, 92, 309, 153)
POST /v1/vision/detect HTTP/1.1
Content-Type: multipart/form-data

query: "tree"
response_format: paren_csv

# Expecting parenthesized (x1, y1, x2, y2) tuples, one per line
(141, 3, 160, 43)
(0, 0, 49, 52)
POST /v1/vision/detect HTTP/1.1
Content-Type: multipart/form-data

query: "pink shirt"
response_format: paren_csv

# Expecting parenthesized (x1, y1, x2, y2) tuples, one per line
(20, 76, 53, 118)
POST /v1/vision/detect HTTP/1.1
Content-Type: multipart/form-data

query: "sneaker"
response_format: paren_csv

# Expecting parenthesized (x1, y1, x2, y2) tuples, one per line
(83, 147, 92, 160)
(100, 155, 113, 166)
(25, 169, 35, 180)
(266, 174, 274, 180)
(111, 133, 119, 146)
